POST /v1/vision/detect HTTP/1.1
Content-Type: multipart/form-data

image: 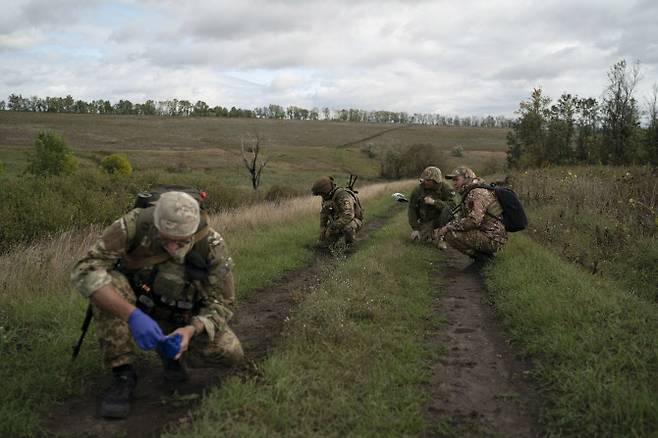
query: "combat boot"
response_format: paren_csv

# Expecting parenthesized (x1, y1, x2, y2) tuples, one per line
(101, 365, 137, 419)
(161, 356, 190, 382)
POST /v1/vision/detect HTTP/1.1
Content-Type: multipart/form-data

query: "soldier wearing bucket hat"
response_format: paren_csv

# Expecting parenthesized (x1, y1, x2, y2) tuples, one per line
(407, 166, 459, 246)
(71, 191, 243, 419)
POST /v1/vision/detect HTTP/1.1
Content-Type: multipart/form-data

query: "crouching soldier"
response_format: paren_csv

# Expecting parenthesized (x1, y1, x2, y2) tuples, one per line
(435, 167, 507, 264)
(408, 166, 458, 247)
(71, 191, 244, 419)
(311, 176, 364, 246)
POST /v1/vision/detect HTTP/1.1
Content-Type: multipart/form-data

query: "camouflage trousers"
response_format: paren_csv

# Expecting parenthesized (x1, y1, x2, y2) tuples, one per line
(324, 218, 363, 245)
(416, 206, 453, 241)
(92, 272, 244, 370)
(445, 229, 507, 257)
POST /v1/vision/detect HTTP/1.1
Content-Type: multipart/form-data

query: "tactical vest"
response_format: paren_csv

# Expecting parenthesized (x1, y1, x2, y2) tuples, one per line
(118, 207, 212, 313)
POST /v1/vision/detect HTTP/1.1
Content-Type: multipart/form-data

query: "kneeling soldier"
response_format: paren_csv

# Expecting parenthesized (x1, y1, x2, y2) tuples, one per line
(71, 191, 243, 419)
(436, 167, 508, 264)
(407, 166, 458, 246)
(311, 176, 364, 246)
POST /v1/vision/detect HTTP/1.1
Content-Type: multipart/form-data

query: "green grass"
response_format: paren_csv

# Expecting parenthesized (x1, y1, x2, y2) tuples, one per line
(164, 212, 438, 438)
(484, 234, 658, 437)
(0, 191, 401, 437)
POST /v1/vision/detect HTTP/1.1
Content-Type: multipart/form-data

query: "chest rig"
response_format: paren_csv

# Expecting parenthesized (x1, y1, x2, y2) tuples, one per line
(117, 207, 211, 319)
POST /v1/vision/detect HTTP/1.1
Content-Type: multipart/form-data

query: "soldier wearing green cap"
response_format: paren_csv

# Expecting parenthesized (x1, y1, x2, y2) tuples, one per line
(408, 166, 459, 247)
(71, 191, 243, 419)
(311, 176, 363, 246)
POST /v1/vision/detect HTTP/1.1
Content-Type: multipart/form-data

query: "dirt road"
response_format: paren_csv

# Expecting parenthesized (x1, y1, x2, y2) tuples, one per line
(424, 248, 540, 437)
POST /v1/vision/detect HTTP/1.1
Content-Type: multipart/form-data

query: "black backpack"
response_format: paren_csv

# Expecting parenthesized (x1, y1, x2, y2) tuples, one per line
(462, 184, 528, 232)
(134, 184, 207, 210)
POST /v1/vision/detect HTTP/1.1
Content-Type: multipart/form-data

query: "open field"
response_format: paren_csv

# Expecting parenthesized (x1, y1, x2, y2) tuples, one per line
(0, 112, 508, 179)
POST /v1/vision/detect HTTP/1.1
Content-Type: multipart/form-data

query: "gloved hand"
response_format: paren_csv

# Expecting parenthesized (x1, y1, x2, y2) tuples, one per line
(423, 195, 436, 206)
(410, 230, 420, 241)
(157, 333, 182, 359)
(128, 308, 165, 350)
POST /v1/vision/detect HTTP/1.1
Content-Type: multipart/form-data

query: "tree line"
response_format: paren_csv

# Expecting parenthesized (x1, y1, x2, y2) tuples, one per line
(507, 60, 658, 167)
(0, 95, 512, 128)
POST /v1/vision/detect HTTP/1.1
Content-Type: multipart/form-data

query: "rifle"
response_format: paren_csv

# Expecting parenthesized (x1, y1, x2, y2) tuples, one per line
(346, 174, 359, 193)
(71, 304, 93, 361)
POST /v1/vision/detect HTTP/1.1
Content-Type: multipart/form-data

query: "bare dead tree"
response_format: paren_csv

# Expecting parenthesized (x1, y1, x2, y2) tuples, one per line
(241, 133, 270, 190)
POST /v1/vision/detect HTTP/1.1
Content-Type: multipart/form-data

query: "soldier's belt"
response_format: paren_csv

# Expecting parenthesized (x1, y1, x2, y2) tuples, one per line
(138, 292, 195, 311)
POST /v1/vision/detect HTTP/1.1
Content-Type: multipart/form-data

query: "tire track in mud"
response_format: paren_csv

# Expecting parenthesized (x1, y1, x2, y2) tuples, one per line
(42, 211, 398, 438)
(423, 248, 540, 438)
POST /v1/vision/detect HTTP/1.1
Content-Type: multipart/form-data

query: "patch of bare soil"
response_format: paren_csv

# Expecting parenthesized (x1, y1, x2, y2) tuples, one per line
(42, 212, 395, 438)
(423, 248, 541, 437)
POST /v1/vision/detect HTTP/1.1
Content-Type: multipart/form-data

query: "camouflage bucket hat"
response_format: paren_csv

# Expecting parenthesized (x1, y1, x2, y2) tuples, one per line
(153, 191, 200, 237)
(446, 166, 477, 180)
(419, 166, 442, 183)
(311, 176, 335, 195)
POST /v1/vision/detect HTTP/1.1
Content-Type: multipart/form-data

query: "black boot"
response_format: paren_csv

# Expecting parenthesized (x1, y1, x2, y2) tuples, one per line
(101, 365, 137, 419)
(161, 356, 190, 382)
(469, 251, 494, 270)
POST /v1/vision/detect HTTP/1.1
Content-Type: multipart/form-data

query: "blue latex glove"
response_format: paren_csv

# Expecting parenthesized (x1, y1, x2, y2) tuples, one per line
(127, 308, 165, 350)
(158, 334, 182, 359)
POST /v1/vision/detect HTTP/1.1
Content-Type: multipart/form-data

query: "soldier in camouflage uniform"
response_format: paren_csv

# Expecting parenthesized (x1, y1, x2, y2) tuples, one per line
(311, 176, 363, 246)
(435, 167, 507, 263)
(408, 166, 459, 247)
(71, 191, 243, 418)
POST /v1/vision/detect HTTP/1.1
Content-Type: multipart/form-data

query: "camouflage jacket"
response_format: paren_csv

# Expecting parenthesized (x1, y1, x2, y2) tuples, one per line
(407, 182, 459, 230)
(320, 188, 363, 231)
(71, 208, 235, 340)
(446, 178, 506, 239)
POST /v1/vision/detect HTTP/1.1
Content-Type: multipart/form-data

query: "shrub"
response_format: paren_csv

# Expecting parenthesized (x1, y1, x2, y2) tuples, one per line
(379, 144, 447, 179)
(26, 131, 78, 176)
(100, 153, 132, 176)
(264, 184, 303, 203)
(451, 145, 464, 157)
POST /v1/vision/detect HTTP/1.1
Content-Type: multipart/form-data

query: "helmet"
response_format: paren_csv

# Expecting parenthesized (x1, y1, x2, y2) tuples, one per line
(419, 166, 442, 183)
(311, 176, 335, 195)
(153, 191, 200, 237)
(446, 166, 477, 180)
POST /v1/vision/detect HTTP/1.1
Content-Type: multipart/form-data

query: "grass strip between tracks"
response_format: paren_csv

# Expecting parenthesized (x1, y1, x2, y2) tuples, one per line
(0, 187, 409, 437)
(164, 212, 439, 437)
(484, 234, 658, 437)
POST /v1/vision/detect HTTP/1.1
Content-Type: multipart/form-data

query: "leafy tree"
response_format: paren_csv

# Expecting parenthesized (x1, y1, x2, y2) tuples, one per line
(506, 88, 551, 168)
(574, 97, 600, 163)
(600, 60, 642, 164)
(100, 153, 132, 176)
(26, 132, 78, 176)
(545, 93, 577, 164)
(0, 100, 5, 111)
(646, 84, 658, 165)
(8, 94, 26, 111)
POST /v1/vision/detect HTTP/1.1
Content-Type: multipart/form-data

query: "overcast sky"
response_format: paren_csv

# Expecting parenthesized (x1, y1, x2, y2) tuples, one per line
(1, 0, 657, 117)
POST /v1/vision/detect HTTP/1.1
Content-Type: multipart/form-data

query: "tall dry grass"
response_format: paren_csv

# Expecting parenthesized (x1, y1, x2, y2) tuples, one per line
(0, 180, 413, 300)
